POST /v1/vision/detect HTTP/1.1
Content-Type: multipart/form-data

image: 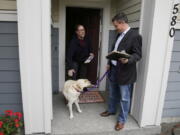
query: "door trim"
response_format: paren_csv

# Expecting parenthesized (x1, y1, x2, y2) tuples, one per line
(58, 0, 110, 91)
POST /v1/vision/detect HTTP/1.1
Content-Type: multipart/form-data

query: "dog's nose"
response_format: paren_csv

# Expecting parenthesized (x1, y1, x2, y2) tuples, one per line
(83, 87, 88, 92)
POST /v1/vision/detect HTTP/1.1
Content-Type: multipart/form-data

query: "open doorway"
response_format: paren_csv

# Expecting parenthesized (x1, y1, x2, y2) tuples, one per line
(65, 7, 101, 84)
(52, 3, 140, 134)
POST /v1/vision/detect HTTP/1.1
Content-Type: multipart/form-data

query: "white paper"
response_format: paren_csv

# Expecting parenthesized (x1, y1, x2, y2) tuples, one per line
(84, 55, 94, 64)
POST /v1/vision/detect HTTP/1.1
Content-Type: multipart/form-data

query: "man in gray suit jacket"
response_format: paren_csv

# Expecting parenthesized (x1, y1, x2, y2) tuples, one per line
(100, 12, 142, 131)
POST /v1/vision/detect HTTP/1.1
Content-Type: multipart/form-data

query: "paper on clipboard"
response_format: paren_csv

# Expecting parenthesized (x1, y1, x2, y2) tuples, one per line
(84, 55, 94, 64)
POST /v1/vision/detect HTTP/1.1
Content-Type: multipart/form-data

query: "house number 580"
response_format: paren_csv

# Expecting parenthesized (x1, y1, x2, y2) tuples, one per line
(169, 3, 179, 37)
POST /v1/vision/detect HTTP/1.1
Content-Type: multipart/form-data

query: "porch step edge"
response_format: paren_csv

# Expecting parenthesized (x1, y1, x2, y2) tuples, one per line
(52, 126, 161, 135)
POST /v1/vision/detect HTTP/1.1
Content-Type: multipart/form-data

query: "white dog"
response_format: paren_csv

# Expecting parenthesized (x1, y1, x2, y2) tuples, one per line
(62, 79, 92, 119)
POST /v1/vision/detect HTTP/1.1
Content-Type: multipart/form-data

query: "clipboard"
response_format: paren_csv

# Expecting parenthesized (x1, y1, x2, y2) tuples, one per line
(106, 50, 130, 60)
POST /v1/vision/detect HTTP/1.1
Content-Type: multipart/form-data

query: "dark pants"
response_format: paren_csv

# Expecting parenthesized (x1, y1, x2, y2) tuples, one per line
(71, 62, 87, 80)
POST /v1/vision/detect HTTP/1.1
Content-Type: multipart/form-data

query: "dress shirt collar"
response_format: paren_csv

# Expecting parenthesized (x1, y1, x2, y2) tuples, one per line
(122, 27, 131, 35)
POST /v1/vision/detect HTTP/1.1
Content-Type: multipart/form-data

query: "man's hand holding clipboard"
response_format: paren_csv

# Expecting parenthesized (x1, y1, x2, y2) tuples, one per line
(106, 50, 130, 64)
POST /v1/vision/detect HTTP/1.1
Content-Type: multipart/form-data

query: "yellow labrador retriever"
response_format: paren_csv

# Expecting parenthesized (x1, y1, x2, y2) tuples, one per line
(62, 79, 92, 119)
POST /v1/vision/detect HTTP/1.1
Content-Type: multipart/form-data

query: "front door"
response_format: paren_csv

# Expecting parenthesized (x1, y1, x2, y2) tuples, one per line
(66, 7, 101, 84)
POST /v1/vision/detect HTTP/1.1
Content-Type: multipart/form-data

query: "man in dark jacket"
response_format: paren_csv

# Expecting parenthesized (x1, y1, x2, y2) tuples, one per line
(67, 25, 94, 79)
(100, 13, 142, 131)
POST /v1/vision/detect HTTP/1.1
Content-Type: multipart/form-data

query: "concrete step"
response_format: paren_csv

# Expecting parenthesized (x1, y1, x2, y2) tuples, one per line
(52, 126, 161, 135)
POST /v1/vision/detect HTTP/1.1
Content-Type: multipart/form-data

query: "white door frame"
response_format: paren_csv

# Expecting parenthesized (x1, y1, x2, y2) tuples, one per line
(58, 0, 110, 91)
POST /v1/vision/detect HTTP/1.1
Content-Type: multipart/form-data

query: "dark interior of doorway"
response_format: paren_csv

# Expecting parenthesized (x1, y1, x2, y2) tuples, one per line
(65, 7, 101, 84)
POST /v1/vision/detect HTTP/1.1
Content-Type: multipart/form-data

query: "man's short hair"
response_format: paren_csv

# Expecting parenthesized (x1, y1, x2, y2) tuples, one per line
(112, 12, 128, 23)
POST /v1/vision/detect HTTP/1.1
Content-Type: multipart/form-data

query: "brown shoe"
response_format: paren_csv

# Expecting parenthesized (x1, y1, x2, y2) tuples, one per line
(115, 122, 124, 131)
(100, 111, 115, 117)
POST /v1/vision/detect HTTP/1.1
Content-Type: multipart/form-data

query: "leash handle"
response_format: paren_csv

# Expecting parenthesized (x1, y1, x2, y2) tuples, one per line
(86, 70, 110, 91)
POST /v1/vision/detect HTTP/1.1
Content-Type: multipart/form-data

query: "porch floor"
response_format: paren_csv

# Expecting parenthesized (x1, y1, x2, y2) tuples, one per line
(52, 92, 160, 135)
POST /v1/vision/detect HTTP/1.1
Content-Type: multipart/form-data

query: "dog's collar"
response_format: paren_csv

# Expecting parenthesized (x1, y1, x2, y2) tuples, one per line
(72, 86, 82, 93)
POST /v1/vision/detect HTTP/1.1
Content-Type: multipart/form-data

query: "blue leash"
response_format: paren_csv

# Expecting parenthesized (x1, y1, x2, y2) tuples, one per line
(84, 70, 110, 92)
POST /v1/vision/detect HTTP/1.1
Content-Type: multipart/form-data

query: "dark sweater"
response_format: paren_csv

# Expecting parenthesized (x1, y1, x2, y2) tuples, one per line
(67, 35, 92, 69)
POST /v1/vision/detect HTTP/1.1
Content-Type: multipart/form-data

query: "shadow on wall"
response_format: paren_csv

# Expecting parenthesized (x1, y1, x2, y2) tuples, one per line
(51, 26, 59, 94)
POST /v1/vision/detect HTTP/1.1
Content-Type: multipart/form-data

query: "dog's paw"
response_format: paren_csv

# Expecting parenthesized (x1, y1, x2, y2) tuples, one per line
(78, 110, 82, 113)
(70, 115, 74, 119)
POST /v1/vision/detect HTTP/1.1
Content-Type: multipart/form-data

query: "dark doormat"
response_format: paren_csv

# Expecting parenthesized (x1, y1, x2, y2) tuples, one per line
(79, 91, 105, 103)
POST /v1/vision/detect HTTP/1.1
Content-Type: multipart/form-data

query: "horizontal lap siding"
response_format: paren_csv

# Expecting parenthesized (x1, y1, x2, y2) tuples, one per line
(163, 30, 180, 117)
(0, 0, 17, 10)
(0, 22, 22, 114)
(117, 0, 141, 27)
